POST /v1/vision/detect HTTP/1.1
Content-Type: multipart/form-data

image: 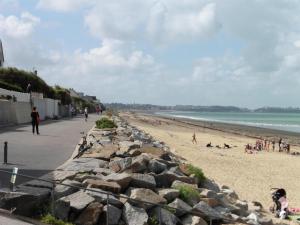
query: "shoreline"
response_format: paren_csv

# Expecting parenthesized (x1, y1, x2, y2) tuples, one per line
(133, 110, 300, 147)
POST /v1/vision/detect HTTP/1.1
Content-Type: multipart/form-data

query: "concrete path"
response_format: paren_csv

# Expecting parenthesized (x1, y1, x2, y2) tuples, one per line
(0, 114, 99, 187)
(0, 215, 33, 225)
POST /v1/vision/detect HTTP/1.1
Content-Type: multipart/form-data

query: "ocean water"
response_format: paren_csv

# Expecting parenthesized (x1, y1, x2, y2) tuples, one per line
(156, 111, 300, 133)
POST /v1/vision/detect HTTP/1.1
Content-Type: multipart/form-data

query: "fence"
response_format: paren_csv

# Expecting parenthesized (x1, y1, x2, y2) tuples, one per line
(0, 168, 220, 225)
(0, 88, 30, 102)
(0, 101, 31, 125)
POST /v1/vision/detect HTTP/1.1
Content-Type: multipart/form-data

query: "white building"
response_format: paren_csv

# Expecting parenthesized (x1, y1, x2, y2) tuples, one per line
(0, 39, 4, 67)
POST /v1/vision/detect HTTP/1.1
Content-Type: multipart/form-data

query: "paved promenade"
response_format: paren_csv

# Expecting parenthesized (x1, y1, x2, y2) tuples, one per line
(0, 114, 98, 187)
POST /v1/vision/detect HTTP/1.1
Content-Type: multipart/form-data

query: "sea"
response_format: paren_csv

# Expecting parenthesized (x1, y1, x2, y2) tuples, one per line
(156, 111, 300, 134)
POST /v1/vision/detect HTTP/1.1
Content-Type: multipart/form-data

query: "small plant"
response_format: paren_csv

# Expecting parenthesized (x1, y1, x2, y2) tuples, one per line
(148, 215, 159, 225)
(163, 205, 176, 214)
(95, 117, 117, 129)
(176, 185, 200, 203)
(41, 214, 74, 225)
(186, 164, 206, 184)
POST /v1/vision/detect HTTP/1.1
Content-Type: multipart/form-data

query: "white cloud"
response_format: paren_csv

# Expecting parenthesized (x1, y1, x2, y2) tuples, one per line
(36, 0, 92, 12)
(0, 12, 40, 38)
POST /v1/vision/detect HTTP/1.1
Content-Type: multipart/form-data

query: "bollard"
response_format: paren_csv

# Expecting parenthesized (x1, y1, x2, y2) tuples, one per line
(4, 141, 7, 164)
(10, 167, 18, 191)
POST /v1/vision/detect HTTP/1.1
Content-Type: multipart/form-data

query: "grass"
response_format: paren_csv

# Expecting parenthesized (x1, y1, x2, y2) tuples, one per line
(186, 164, 206, 184)
(41, 214, 74, 225)
(95, 117, 117, 129)
(175, 185, 200, 203)
(148, 215, 159, 225)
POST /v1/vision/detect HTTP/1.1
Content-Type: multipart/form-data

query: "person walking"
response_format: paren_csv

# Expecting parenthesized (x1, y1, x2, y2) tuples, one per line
(31, 107, 40, 135)
(84, 107, 88, 122)
(192, 132, 197, 144)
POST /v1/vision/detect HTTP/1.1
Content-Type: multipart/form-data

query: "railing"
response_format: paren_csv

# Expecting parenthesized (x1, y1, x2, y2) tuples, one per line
(0, 168, 223, 225)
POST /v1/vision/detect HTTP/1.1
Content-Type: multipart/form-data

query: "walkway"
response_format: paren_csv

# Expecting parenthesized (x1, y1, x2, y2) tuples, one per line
(0, 114, 98, 187)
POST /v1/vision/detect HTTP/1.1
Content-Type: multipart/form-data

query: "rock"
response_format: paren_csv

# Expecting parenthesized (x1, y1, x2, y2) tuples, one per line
(83, 179, 121, 193)
(169, 166, 186, 176)
(74, 173, 103, 182)
(75, 202, 103, 225)
(158, 189, 179, 203)
(126, 154, 149, 173)
(54, 179, 82, 200)
(85, 188, 123, 208)
(130, 173, 156, 189)
(181, 215, 208, 225)
(153, 207, 181, 225)
(201, 179, 220, 193)
(129, 188, 167, 209)
(201, 198, 220, 207)
(214, 206, 231, 215)
(168, 198, 192, 217)
(247, 212, 258, 224)
(109, 158, 132, 172)
(58, 158, 108, 172)
(122, 202, 148, 225)
(221, 189, 239, 202)
(171, 180, 198, 189)
(51, 170, 78, 182)
(139, 146, 166, 159)
(200, 189, 218, 199)
(103, 173, 132, 190)
(148, 159, 167, 174)
(234, 200, 248, 216)
(119, 141, 142, 152)
(155, 172, 196, 188)
(82, 145, 118, 160)
(193, 201, 224, 220)
(258, 217, 273, 225)
(0, 186, 51, 217)
(54, 196, 70, 221)
(58, 191, 95, 213)
(23, 179, 53, 189)
(103, 204, 122, 225)
(153, 141, 164, 148)
(128, 149, 142, 157)
(248, 201, 263, 212)
(94, 167, 114, 175)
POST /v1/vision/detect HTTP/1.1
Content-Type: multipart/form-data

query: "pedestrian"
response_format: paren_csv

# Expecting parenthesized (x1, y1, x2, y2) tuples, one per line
(31, 106, 40, 135)
(272, 140, 275, 151)
(192, 132, 197, 144)
(279, 138, 282, 151)
(84, 107, 88, 122)
(26, 83, 32, 93)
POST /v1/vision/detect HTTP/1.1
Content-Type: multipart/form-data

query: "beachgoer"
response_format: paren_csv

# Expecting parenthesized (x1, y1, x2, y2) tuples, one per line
(84, 107, 88, 122)
(224, 143, 231, 149)
(206, 142, 212, 147)
(96, 106, 100, 115)
(267, 140, 270, 151)
(31, 107, 40, 134)
(271, 140, 275, 151)
(279, 138, 282, 151)
(192, 133, 197, 144)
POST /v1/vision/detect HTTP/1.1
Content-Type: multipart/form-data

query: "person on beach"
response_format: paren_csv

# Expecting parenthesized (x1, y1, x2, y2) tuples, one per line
(84, 107, 88, 122)
(31, 107, 40, 135)
(192, 132, 197, 144)
(272, 140, 275, 151)
(279, 138, 282, 151)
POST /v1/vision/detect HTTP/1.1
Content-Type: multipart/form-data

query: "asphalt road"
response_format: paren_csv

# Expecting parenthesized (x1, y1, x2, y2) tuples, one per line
(0, 114, 98, 188)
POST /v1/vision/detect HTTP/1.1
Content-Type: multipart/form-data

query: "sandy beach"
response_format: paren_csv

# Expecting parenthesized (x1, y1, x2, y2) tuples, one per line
(120, 111, 300, 209)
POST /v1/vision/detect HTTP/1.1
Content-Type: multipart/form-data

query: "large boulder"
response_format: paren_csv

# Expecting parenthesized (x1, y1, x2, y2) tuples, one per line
(168, 198, 192, 217)
(122, 202, 148, 225)
(157, 189, 179, 203)
(75, 202, 103, 225)
(155, 172, 196, 188)
(129, 188, 167, 209)
(102, 204, 122, 225)
(103, 173, 132, 191)
(119, 141, 142, 152)
(193, 201, 223, 220)
(85, 188, 123, 208)
(82, 145, 118, 161)
(109, 158, 132, 172)
(58, 158, 108, 172)
(83, 179, 121, 193)
(171, 180, 198, 189)
(130, 173, 156, 189)
(124, 154, 150, 173)
(0, 186, 51, 217)
(181, 215, 208, 225)
(153, 207, 181, 225)
(148, 159, 167, 174)
(54, 179, 82, 200)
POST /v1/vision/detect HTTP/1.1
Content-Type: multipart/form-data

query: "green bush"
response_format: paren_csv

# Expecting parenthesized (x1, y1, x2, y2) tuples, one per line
(186, 164, 206, 184)
(176, 185, 200, 203)
(41, 214, 73, 225)
(0, 80, 23, 92)
(148, 215, 159, 225)
(95, 118, 117, 129)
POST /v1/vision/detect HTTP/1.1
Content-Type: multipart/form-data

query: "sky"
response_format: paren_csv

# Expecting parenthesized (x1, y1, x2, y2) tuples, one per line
(1, 0, 300, 108)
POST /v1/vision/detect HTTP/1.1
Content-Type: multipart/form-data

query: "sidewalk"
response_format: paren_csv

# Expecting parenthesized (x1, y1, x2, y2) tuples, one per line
(0, 114, 99, 188)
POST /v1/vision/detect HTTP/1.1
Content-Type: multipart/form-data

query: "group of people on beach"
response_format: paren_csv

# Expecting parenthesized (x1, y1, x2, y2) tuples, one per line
(245, 138, 290, 154)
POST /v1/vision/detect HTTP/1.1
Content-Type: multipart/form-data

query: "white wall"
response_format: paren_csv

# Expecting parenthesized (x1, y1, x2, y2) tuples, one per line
(0, 101, 31, 125)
